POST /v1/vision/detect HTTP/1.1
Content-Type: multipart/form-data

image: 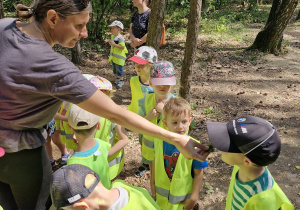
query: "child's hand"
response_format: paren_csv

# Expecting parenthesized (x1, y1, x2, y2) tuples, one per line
(145, 108, 159, 121)
(155, 102, 164, 113)
(108, 40, 114, 46)
(182, 198, 196, 210)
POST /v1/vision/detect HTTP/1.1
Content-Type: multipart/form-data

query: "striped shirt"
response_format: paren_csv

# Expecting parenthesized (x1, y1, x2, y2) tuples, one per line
(232, 167, 274, 210)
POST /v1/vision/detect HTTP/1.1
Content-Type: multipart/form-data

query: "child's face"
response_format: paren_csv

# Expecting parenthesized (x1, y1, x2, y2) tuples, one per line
(151, 85, 172, 98)
(221, 152, 245, 166)
(164, 113, 192, 134)
(135, 63, 151, 77)
(110, 26, 120, 36)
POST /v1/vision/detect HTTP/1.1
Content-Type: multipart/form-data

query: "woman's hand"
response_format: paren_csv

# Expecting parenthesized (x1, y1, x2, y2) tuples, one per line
(175, 135, 210, 162)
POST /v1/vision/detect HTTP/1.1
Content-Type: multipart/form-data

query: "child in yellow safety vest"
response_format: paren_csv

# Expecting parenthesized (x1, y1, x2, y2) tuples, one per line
(128, 46, 158, 176)
(66, 104, 111, 190)
(128, 46, 158, 114)
(108, 20, 128, 89)
(50, 164, 160, 209)
(90, 76, 129, 180)
(138, 61, 179, 195)
(206, 116, 294, 210)
(152, 97, 209, 210)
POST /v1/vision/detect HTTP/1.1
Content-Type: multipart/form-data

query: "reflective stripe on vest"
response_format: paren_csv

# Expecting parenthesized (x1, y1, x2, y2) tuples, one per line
(110, 52, 126, 61)
(128, 76, 144, 114)
(143, 137, 154, 148)
(155, 186, 191, 204)
(109, 151, 124, 167)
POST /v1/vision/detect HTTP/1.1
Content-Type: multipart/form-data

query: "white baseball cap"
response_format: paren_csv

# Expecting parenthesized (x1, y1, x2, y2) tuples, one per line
(68, 104, 101, 130)
(108, 20, 124, 30)
(128, 46, 158, 64)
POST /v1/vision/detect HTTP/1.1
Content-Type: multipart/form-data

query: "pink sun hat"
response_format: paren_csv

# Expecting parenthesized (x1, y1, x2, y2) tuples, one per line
(90, 76, 116, 92)
(0, 147, 5, 157)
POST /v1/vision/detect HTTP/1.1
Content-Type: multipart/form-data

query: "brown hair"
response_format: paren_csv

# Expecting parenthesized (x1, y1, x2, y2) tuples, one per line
(163, 97, 191, 120)
(16, 0, 91, 23)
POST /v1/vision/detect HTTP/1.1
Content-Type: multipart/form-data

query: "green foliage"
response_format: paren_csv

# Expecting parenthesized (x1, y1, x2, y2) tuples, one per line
(165, 7, 190, 37)
(203, 106, 215, 114)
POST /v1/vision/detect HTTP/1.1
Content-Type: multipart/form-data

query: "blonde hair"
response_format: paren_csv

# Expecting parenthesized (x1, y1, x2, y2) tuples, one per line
(163, 97, 191, 120)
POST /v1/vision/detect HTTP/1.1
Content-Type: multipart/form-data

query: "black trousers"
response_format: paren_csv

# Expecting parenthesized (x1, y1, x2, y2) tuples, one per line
(0, 145, 52, 210)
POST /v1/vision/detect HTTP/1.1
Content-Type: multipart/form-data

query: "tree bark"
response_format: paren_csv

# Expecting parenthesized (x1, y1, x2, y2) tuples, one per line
(249, 0, 298, 55)
(72, 41, 82, 65)
(179, 0, 202, 101)
(296, 9, 300, 21)
(0, 0, 4, 19)
(146, 0, 166, 51)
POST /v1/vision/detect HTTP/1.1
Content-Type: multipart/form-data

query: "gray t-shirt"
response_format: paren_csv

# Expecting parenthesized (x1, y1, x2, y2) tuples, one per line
(0, 18, 98, 152)
(113, 35, 125, 44)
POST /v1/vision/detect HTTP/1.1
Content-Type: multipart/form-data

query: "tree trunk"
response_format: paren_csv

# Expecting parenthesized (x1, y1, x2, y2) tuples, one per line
(146, 0, 166, 51)
(179, 0, 202, 101)
(249, 0, 298, 55)
(296, 9, 300, 21)
(0, 0, 4, 19)
(72, 41, 82, 65)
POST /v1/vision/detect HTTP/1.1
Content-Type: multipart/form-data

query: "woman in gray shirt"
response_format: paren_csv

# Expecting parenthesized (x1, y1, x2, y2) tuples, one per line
(0, 0, 209, 209)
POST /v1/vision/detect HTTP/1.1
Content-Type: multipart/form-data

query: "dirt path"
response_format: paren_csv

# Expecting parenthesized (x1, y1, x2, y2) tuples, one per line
(52, 23, 300, 209)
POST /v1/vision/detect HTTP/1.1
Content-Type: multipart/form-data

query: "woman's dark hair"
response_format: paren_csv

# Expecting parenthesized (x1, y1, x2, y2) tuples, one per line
(16, 0, 91, 22)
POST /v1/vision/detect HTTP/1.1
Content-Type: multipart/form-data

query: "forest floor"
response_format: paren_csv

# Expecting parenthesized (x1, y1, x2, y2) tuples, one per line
(52, 21, 300, 209)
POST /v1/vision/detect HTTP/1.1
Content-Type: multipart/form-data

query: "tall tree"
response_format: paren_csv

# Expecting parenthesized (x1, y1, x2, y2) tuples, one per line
(249, 0, 298, 55)
(179, 0, 202, 101)
(146, 0, 166, 50)
(0, 0, 4, 19)
(71, 41, 82, 65)
(296, 9, 300, 21)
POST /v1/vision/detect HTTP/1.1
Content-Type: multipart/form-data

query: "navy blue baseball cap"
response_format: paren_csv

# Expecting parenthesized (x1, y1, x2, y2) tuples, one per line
(206, 116, 281, 166)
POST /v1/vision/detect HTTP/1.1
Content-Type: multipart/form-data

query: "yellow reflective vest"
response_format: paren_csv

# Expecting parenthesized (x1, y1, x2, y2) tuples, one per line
(67, 139, 111, 189)
(59, 102, 78, 150)
(94, 118, 125, 180)
(128, 76, 144, 114)
(109, 35, 128, 66)
(140, 93, 163, 161)
(112, 180, 160, 209)
(226, 166, 294, 210)
(154, 138, 193, 210)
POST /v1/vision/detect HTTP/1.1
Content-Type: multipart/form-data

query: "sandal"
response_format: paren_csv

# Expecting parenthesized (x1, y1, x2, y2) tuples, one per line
(135, 164, 149, 177)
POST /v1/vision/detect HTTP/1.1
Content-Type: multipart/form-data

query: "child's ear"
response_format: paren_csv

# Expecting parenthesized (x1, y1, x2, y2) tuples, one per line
(189, 117, 193, 123)
(73, 200, 89, 209)
(96, 122, 101, 130)
(243, 156, 254, 167)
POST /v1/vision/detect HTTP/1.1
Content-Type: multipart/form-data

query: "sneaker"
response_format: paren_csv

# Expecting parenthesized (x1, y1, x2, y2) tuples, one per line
(50, 158, 56, 168)
(113, 78, 120, 85)
(61, 153, 70, 165)
(116, 80, 124, 89)
(135, 163, 149, 177)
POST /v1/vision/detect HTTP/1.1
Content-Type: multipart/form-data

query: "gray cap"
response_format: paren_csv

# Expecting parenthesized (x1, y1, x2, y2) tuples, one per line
(50, 164, 101, 208)
(108, 20, 124, 30)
